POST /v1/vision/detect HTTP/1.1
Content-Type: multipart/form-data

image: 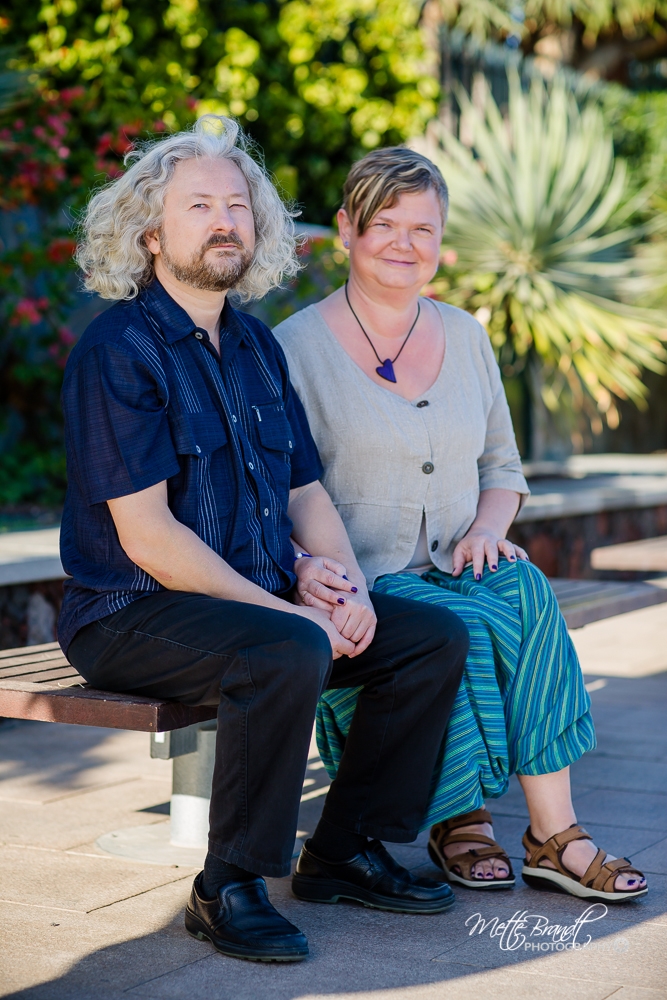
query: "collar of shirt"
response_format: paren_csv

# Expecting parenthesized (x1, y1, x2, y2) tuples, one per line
(140, 277, 247, 369)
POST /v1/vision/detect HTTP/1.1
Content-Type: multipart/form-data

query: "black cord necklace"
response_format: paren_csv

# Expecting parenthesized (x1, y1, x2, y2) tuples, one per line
(344, 281, 420, 384)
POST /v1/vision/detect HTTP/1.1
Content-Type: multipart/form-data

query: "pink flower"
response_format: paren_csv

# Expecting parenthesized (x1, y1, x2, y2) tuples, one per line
(11, 299, 43, 325)
(46, 115, 68, 137)
(440, 249, 458, 267)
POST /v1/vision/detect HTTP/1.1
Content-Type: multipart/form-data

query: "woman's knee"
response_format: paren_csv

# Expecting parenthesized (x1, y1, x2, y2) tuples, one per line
(517, 558, 556, 603)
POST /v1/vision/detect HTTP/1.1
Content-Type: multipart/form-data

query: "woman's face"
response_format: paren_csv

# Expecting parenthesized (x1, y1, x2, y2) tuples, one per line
(338, 187, 443, 295)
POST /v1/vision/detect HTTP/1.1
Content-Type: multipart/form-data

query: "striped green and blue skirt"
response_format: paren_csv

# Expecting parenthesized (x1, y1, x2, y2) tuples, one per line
(317, 559, 595, 829)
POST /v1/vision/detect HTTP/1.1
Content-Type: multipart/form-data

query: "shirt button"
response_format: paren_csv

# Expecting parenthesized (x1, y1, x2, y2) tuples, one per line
(264, 508, 269, 516)
(232, 415, 237, 422)
(422, 462, 434, 474)
(248, 462, 254, 470)
(416, 400, 429, 408)
(195, 445, 201, 454)
(431, 540, 439, 552)
(288, 440, 293, 448)
(194, 331, 204, 340)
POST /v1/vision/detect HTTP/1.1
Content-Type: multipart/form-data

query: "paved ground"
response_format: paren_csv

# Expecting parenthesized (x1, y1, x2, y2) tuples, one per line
(1, 604, 667, 1000)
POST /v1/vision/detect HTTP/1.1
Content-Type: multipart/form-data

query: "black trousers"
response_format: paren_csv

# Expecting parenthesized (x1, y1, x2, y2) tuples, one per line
(68, 590, 468, 877)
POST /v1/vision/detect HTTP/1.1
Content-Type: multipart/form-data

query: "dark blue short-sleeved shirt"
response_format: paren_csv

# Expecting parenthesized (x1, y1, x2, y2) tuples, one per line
(57, 279, 323, 655)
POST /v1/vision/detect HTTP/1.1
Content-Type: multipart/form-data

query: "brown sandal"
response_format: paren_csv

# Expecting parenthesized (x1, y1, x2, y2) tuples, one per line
(522, 824, 648, 902)
(428, 808, 515, 890)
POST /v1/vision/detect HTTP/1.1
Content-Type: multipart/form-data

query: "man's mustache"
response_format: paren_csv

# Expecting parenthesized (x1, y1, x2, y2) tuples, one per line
(202, 233, 247, 252)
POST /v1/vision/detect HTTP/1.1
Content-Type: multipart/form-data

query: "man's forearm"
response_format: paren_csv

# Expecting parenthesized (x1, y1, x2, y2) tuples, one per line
(108, 486, 294, 614)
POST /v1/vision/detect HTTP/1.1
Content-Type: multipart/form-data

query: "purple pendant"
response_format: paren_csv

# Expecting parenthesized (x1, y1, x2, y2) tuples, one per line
(376, 359, 397, 383)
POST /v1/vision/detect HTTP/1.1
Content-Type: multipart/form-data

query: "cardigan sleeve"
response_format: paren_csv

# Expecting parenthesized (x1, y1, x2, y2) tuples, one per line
(475, 322, 530, 502)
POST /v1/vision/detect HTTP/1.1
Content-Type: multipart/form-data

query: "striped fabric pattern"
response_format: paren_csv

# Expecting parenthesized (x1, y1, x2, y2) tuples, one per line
(317, 559, 596, 828)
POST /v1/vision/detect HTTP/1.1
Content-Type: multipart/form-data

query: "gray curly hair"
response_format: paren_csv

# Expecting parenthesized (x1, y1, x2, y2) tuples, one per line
(76, 116, 300, 302)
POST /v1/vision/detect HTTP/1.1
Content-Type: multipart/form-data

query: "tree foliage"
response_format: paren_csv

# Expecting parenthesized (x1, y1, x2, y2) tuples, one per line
(4, 0, 438, 222)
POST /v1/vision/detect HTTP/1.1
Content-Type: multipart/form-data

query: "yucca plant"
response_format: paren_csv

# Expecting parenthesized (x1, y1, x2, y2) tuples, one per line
(416, 70, 667, 448)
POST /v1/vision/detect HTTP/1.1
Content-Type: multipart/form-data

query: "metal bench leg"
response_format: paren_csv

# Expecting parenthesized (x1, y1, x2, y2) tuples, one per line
(98, 719, 304, 865)
(170, 721, 216, 848)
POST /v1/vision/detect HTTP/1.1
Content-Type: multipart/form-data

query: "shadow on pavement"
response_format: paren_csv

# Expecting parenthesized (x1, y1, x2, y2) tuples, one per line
(2, 673, 667, 998)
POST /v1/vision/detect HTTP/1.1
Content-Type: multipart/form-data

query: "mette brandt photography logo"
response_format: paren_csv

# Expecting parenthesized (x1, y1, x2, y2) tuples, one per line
(463, 904, 630, 953)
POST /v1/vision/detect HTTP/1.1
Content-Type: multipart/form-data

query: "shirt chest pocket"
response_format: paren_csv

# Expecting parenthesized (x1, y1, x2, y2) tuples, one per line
(172, 410, 228, 457)
(170, 411, 234, 520)
(252, 402, 295, 455)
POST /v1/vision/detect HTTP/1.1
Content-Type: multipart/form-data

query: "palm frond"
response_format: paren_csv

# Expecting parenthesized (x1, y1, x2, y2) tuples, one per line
(414, 70, 667, 427)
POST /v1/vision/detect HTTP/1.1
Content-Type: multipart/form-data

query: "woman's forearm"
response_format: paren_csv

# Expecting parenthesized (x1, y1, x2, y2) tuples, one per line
(469, 489, 521, 538)
(288, 481, 367, 589)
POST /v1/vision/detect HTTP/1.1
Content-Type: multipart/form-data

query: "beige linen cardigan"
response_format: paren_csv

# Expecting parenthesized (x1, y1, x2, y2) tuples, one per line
(273, 300, 529, 588)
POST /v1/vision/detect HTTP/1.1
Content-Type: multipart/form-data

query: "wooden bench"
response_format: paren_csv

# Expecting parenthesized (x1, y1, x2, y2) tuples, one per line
(550, 577, 667, 629)
(0, 641, 216, 731)
(2, 577, 665, 855)
(3, 576, 667, 732)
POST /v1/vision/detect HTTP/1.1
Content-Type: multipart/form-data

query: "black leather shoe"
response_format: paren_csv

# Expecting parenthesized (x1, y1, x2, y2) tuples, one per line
(292, 839, 455, 914)
(185, 872, 308, 962)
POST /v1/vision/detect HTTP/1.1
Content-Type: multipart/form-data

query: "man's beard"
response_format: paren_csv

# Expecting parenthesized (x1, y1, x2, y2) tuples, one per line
(158, 229, 254, 291)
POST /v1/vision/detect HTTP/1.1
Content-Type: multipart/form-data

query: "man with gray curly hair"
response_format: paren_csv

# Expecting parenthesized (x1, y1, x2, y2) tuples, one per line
(59, 116, 467, 963)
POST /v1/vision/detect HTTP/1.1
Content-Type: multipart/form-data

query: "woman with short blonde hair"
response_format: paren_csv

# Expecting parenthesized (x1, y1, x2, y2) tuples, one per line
(274, 146, 647, 901)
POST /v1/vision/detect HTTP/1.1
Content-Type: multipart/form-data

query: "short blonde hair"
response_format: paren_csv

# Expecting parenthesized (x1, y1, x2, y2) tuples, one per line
(76, 116, 300, 302)
(343, 146, 449, 234)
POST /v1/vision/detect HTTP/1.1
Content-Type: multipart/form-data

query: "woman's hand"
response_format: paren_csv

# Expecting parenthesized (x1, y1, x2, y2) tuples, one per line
(452, 529, 529, 580)
(294, 555, 359, 611)
(293, 555, 376, 656)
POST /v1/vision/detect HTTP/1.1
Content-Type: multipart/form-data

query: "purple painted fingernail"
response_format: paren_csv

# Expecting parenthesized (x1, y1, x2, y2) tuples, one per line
(351, 586, 358, 593)
(491, 564, 497, 571)
(509, 555, 516, 561)
(475, 573, 481, 581)
(342, 575, 349, 580)
(337, 598, 345, 605)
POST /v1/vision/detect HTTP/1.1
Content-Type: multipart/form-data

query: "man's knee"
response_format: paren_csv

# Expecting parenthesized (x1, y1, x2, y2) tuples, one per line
(269, 614, 333, 690)
(415, 602, 470, 661)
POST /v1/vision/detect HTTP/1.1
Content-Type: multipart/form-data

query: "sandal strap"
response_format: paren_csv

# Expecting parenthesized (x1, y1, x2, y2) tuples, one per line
(445, 844, 514, 880)
(523, 825, 645, 893)
(522, 824, 592, 872)
(583, 855, 644, 893)
(434, 808, 493, 835)
(437, 831, 499, 848)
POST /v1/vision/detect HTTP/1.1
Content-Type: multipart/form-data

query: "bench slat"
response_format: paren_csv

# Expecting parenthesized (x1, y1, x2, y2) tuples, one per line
(0, 641, 62, 660)
(591, 535, 667, 572)
(0, 661, 78, 681)
(0, 681, 216, 731)
(551, 579, 667, 629)
(1, 667, 82, 684)
(0, 650, 69, 671)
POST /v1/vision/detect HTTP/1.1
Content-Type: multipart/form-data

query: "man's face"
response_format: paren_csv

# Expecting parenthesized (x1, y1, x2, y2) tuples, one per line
(147, 156, 256, 291)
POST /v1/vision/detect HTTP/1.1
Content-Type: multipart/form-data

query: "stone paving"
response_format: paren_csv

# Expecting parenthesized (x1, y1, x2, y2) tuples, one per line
(1, 604, 667, 1000)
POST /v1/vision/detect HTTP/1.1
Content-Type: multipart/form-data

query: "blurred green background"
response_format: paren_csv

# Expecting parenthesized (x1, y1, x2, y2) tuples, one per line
(1, 0, 667, 507)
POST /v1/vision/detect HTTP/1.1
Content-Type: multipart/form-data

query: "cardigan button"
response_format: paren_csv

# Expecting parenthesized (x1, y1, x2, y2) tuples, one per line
(431, 540, 438, 552)
(416, 400, 429, 408)
(422, 462, 434, 475)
